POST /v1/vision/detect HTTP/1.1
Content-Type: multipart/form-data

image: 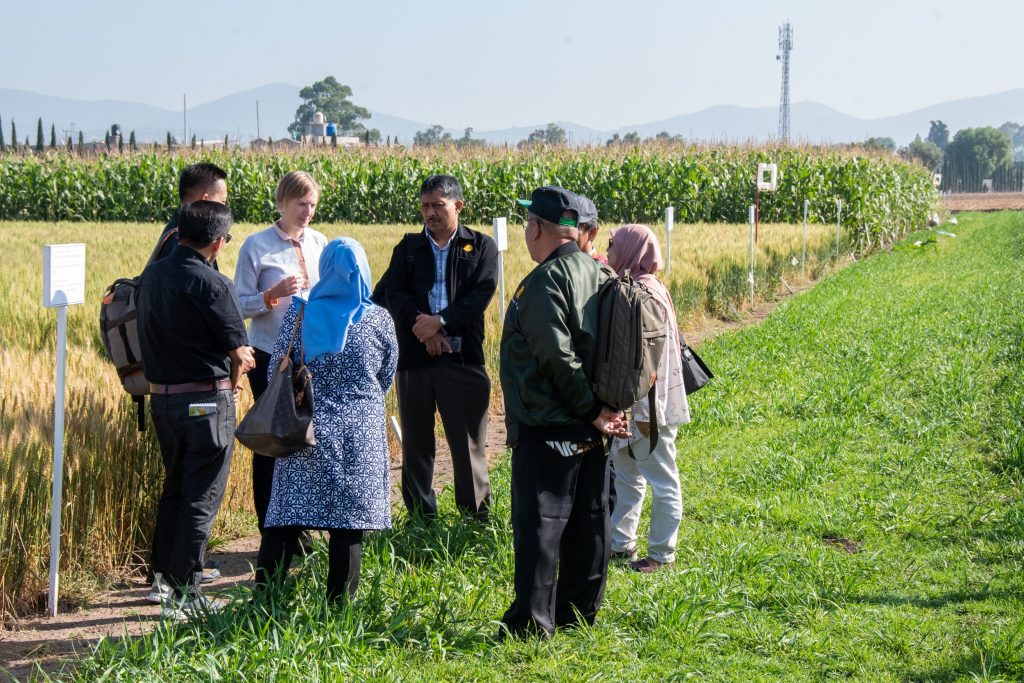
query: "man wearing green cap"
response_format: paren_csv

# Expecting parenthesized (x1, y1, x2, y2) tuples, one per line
(499, 186, 629, 638)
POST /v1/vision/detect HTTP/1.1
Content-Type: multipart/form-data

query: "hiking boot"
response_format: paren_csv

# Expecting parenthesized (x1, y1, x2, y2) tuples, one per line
(146, 573, 172, 604)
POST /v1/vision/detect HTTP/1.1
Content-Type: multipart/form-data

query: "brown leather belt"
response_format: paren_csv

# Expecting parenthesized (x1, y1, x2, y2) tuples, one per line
(150, 379, 232, 395)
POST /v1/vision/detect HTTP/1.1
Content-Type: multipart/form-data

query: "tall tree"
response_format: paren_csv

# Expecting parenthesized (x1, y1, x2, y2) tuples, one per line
(129, 130, 136, 151)
(927, 120, 950, 151)
(223, 133, 229, 148)
(66, 136, 72, 152)
(10, 120, 16, 150)
(861, 137, 896, 152)
(946, 127, 1013, 179)
(0, 114, 5, 152)
(899, 135, 943, 171)
(166, 131, 173, 148)
(413, 125, 453, 146)
(35, 118, 44, 152)
(77, 131, 84, 154)
(288, 76, 371, 139)
(520, 123, 568, 147)
(50, 124, 56, 149)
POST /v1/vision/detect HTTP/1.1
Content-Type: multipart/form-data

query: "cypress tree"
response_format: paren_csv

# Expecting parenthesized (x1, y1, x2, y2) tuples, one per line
(224, 133, 229, 148)
(0, 115, 5, 152)
(11, 120, 17, 150)
(77, 131, 84, 154)
(118, 133, 124, 153)
(129, 130, 136, 151)
(50, 124, 56, 149)
(66, 136, 72, 152)
(35, 117, 44, 152)
(166, 131, 172, 148)
(191, 134, 196, 149)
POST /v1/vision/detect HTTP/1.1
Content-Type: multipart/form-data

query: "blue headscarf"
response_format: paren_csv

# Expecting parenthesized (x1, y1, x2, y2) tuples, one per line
(299, 237, 373, 362)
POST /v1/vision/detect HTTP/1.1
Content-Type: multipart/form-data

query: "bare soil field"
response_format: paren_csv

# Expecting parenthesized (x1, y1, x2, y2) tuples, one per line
(941, 192, 1024, 212)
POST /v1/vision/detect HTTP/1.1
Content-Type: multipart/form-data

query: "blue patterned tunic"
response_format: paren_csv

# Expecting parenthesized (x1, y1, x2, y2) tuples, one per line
(265, 302, 398, 530)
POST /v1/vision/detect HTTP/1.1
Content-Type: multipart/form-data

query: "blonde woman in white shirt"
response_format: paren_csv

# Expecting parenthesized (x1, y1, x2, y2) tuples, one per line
(606, 223, 690, 573)
(234, 171, 328, 533)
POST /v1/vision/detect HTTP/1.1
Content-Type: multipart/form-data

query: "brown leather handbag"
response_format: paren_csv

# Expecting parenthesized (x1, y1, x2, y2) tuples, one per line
(235, 305, 316, 457)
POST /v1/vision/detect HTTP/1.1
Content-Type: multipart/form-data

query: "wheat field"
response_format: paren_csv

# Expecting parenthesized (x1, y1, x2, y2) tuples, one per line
(0, 218, 838, 621)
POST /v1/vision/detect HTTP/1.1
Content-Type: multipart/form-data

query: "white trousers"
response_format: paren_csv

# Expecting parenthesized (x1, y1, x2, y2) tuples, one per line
(610, 422, 682, 564)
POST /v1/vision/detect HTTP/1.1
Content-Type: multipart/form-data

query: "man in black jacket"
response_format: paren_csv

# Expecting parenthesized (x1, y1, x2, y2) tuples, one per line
(499, 186, 628, 638)
(383, 175, 498, 520)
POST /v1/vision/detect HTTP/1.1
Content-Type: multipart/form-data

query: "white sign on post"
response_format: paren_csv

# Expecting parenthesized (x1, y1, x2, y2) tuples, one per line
(42, 243, 86, 307)
(493, 217, 508, 320)
(42, 243, 85, 617)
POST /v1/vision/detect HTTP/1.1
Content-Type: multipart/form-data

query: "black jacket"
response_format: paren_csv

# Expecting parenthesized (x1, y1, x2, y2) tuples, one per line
(382, 224, 497, 370)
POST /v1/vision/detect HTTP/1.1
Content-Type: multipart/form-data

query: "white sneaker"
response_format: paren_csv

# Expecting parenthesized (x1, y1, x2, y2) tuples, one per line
(146, 573, 173, 604)
(160, 594, 228, 622)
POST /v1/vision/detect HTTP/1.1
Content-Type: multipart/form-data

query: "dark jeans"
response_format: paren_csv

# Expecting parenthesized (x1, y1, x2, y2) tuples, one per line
(150, 389, 235, 598)
(247, 348, 275, 531)
(397, 358, 491, 518)
(256, 526, 364, 601)
(501, 440, 611, 636)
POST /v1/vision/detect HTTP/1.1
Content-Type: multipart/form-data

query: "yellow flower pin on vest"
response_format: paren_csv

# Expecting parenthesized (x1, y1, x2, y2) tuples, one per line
(463, 244, 474, 253)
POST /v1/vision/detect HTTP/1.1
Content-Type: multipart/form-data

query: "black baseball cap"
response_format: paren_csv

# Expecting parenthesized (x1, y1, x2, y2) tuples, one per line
(517, 186, 579, 228)
(576, 194, 598, 226)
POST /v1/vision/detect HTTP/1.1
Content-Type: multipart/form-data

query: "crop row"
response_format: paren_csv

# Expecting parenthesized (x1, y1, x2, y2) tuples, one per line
(0, 147, 935, 250)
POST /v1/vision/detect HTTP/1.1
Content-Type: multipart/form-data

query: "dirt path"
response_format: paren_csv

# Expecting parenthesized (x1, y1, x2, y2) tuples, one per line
(0, 279, 815, 682)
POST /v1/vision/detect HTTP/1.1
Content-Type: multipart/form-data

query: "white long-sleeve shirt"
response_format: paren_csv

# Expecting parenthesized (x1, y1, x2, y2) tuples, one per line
(234, 224, 328, 352)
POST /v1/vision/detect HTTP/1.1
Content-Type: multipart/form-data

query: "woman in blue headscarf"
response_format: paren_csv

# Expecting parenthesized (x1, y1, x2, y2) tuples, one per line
(255, 237, 398, 603)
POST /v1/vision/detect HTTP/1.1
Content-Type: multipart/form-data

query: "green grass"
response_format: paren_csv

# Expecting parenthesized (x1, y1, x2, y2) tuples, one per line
(27, 211, 1024, 681)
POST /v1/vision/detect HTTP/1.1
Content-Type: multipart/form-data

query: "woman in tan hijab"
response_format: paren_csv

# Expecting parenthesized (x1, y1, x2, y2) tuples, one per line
(606, 224, 690, 573)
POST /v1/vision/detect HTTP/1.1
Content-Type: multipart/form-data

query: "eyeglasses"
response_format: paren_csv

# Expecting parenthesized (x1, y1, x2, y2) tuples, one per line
(222, 233, 233, 244)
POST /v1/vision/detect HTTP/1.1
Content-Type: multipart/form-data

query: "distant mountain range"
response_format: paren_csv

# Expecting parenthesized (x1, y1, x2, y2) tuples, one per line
(2, 83, 1023, 147)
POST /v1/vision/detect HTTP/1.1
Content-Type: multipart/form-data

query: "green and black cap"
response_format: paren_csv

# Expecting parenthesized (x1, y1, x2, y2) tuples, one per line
(517, 186, 579, 228)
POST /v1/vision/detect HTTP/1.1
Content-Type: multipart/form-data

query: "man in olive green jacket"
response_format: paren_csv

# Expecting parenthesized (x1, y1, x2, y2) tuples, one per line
(499, 186, 629, 638)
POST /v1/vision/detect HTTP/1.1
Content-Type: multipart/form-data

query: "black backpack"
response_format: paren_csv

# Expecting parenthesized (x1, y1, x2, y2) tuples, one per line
(591, 271, 668, 453)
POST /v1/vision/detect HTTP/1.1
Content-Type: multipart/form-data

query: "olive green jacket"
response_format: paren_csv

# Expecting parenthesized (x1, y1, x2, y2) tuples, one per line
(500, 242, 614, 444)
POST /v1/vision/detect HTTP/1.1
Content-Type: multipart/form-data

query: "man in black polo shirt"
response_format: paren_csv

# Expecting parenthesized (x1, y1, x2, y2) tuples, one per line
(137, 200, 254, 616)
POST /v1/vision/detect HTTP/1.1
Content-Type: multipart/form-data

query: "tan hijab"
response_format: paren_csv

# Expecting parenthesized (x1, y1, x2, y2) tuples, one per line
(610, 223, 677, 329)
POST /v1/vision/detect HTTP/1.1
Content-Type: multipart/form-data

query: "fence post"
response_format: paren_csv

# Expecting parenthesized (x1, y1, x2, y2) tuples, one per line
(664, 206, 674, 274)
(802, 199, 809, 276)
(835, 198, 843, 260)
(492, 217, 508, 323)
(748, 205, 756, 309)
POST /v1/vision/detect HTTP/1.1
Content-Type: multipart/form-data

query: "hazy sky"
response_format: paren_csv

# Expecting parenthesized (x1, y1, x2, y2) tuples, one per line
(3, 0, 1021, 130)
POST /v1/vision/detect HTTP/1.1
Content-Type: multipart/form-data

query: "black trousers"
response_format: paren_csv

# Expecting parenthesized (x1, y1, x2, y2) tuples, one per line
(256, 526, 364, 601)
(150, 389, 235, 597)
(501, 440, 611, 636)
(247, 348, 275, 531)
(397, 358, 491, 518)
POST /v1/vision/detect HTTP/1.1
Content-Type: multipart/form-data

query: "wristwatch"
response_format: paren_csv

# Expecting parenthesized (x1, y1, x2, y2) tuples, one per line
(438, 314, 447, 327)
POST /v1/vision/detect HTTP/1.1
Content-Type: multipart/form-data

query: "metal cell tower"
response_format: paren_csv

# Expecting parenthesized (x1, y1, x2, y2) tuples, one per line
(777, 22, 794, 144)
